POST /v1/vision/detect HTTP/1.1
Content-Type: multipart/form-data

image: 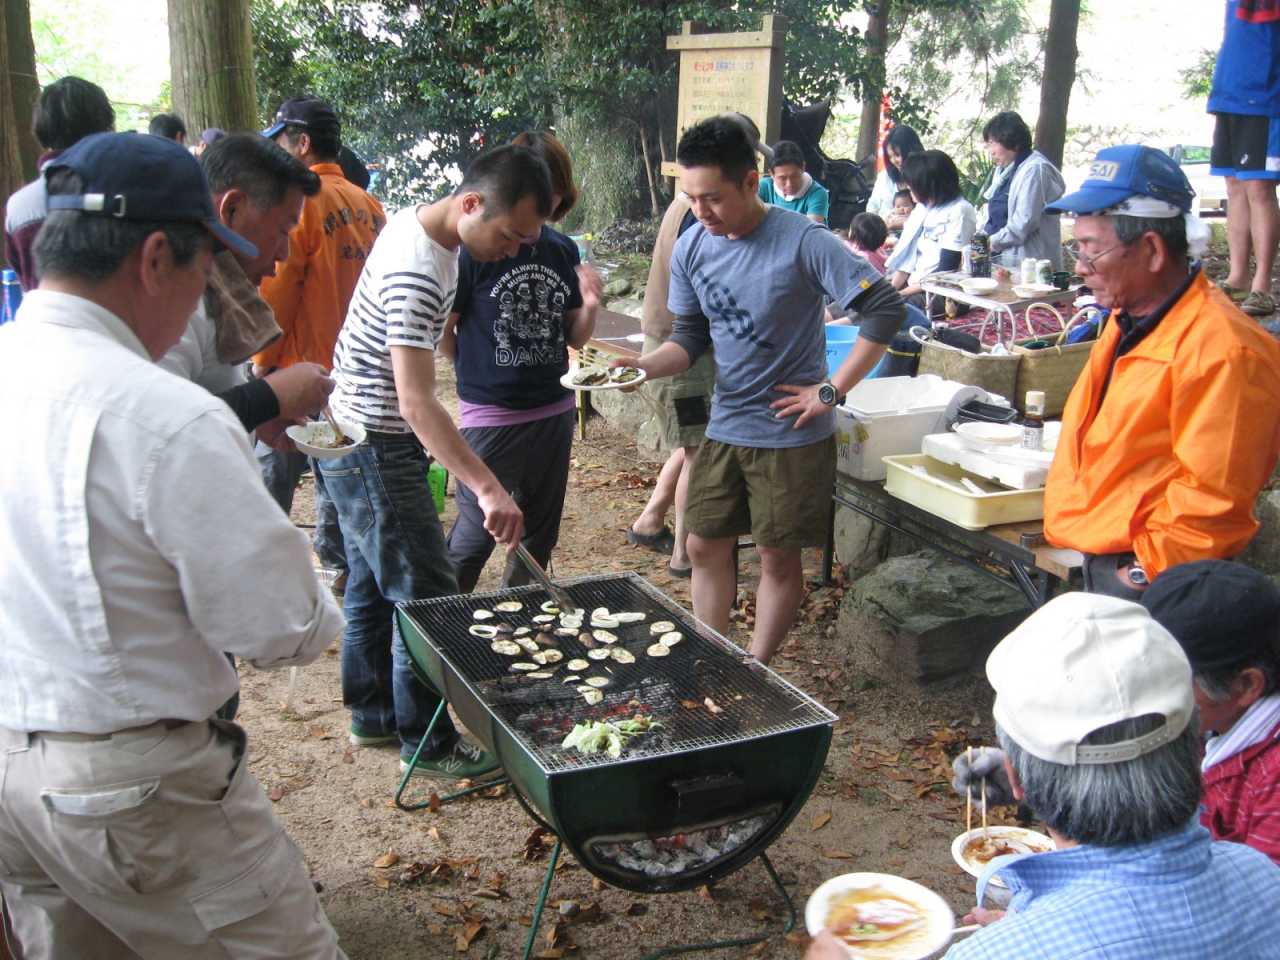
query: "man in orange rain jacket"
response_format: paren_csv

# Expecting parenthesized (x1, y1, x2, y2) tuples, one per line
(1043, 145, 1280, 600)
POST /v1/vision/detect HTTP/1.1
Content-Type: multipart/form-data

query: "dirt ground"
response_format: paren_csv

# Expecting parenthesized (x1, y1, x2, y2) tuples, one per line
(256, 360, 1009, 960)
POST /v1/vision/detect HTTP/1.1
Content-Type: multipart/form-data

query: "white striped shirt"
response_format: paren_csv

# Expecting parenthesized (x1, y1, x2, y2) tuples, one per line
(330, 206, 458, 433)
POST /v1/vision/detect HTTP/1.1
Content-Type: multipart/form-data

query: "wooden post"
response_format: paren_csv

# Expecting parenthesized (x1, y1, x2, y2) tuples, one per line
(661, 16, 787, 178)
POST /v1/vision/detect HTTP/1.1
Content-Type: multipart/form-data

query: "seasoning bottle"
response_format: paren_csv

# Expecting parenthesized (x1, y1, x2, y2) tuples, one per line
(1021, 391, 1045, 451)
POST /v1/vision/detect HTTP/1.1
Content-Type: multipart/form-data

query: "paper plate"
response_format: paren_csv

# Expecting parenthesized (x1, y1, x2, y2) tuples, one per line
(950, 826, 1055, 888)
(560, 366, 648, 392)
(805, 872, 955, 959)
(285, 420, 366, 459)
(954, 422, 1022, 451)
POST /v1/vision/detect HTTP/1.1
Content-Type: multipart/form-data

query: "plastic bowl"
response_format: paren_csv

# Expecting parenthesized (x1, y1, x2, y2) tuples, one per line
(959, 277, 999, 296)
(954, 422, 1022, 450)
(285, 420, 366, 458)
(1012, 283, 1056, 299)
(805, 872, 955, 959)
(950, 827, 1055, 888)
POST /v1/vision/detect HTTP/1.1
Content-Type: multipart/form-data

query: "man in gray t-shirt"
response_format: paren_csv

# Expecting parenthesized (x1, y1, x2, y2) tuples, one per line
(628, 116, 906, 664)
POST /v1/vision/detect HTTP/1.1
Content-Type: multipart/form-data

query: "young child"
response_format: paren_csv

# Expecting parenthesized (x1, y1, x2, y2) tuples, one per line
(892, 188, 916, 226)
(846, 211, 890, 275)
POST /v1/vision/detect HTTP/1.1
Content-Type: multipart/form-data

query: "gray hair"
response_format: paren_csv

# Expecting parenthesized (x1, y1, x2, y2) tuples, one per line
(1195, 643, 1280, 703)
(34, 169, 208, 286)
(1111, 215, 1189, 264)
(997, 712, 1202, 847)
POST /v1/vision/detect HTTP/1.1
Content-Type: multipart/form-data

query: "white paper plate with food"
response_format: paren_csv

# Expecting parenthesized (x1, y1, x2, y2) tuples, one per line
(286, 420, 366, 458)
(950, 826, 1055, 888)
(805, 872, 955, 959)
(560, 365, 647, 391)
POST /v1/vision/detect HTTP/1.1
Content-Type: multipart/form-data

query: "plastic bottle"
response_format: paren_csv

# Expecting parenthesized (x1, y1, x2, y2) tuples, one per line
(1, 269, 21, 325)
(1021, 391, 1045, 451)
(969, 229, 990, 278)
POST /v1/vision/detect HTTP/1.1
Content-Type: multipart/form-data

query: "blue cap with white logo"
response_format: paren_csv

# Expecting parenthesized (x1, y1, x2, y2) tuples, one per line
(1045, 144, 1195, 216)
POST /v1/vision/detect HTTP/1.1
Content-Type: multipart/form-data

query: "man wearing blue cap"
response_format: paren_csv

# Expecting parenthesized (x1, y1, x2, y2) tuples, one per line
(0, 133, 348, 957)
(1042, 144, 1280, 600)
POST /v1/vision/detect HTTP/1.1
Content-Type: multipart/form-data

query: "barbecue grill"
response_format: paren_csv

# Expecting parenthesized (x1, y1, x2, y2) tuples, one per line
(394, 572, 836, 898)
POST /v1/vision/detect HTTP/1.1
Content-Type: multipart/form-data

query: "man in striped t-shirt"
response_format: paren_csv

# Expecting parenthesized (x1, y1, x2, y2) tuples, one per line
(320, 145, 552, 781)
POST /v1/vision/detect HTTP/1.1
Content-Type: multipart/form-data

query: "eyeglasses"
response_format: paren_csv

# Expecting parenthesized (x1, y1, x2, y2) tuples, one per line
(1066, 241, 1125, 271)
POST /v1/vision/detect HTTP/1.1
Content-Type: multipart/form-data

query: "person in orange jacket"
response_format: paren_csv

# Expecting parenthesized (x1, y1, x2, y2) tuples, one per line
(255, 98, 386, 590)
(1043, 145, 1280, 600)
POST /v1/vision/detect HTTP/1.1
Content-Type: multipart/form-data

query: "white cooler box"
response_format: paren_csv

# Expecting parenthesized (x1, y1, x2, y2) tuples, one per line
(835, 376, 996, 481)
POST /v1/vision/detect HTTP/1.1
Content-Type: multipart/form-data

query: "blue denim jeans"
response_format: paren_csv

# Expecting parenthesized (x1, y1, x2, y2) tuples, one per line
(256, 442, 347, 572)
(317, 433, 460, 760)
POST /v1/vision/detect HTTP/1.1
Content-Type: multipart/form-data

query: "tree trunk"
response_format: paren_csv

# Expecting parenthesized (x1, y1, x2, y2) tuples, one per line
(855, 0, 890, 163)
(1, 0, 41, 269)
(168, 0, 258, 135)
(638, 121, 662, 217)
(1034, 0, 1081, 168)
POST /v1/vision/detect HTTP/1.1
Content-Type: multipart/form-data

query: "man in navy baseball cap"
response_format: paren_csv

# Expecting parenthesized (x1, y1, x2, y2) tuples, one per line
(1040, 144, 1280, 604)
(0, 129, 348, 957)
(45, 130, 257, 259)
(262, 97, 342, 140)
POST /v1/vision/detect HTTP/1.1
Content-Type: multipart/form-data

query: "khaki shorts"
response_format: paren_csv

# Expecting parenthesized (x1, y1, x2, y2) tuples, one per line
(685, 435, 836, 548)
(642, 335, 715, 450)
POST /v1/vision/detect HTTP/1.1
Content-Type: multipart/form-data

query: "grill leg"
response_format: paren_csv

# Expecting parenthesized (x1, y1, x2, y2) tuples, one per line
(633, 851, 795, 960)
(522, 835, 562, 960)
(394, 701, 512, 810)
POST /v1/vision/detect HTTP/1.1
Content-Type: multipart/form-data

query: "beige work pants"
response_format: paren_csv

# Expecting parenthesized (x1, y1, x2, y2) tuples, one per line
(0, 719, 345, 960)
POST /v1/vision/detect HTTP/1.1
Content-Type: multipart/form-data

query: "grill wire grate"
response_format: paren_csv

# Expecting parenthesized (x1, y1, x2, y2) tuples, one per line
(398, 572, 836, 774)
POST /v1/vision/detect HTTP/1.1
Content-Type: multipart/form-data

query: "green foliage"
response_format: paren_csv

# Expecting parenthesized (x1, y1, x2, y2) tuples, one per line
(1179, 48, 1216, 101)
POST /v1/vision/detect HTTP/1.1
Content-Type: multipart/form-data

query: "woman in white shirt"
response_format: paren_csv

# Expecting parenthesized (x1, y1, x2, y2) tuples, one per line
(866, 125, 925, 231)
(886, 150, 976, 308)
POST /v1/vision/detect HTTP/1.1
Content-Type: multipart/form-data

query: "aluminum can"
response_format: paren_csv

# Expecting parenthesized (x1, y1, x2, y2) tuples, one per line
(1036, 259, 1053, 285)
(1021, 258, 1038, 285)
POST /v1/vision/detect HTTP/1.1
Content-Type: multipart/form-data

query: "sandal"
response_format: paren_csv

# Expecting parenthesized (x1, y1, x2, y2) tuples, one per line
(666, 562, 693, 579)
(1217, 280, 1249, 302)
(627, 524, 675, 555)
(1241, 290, 1277, 318)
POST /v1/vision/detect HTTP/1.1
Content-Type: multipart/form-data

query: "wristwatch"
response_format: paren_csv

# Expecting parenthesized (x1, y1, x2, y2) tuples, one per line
(818, 379, 839, 407)
(1126, 558, 1148, 587)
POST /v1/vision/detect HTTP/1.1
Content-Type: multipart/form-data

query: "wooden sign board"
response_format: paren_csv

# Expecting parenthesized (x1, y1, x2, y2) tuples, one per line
(662, 17, 786, 178)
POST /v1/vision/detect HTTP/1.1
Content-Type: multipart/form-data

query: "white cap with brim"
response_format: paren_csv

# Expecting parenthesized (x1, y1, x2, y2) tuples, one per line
(987, 593, 1194, 765)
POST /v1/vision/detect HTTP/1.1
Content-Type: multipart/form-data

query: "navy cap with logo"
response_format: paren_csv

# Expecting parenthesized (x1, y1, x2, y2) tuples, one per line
(263, 97, 342, 140)
(1142, 559, 1280, 672)
(1045, 144, 1195, 216)
(44, 131, 257, 258)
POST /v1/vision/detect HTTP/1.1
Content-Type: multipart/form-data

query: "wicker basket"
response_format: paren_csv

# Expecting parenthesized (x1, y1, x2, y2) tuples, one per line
(1010, 304, 1093, 416)
(911, 327, 1020, 401)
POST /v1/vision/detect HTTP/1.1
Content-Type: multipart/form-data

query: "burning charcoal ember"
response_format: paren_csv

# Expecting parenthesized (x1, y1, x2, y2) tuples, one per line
(592, 815, 774, 879)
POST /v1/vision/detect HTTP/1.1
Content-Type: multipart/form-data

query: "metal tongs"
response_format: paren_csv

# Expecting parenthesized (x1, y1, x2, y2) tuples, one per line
(512, 542, 576, 613)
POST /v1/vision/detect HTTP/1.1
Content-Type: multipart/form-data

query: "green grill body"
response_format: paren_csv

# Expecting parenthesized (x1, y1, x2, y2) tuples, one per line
(395, 573, 835, 894)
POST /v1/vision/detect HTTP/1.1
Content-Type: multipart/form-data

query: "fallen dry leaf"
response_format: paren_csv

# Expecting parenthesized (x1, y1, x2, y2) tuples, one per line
(372, 852, 401, 869)
(698, 884, 714, 901)
(309, 725, 333, 740)
(367, 870, 391, 889)
(820, 850, 854, 859)
(268, 784, 284, 802)
(745, 941, 769, 956)
(342, 751, 354, 764)
(810, 812, 832, 831)
(894, 830, 911, 849)
(428, 826, 442, 842)
(783, 932, 811, 948)
(361, 797, 373, 808)
(428, 792, 442, 812)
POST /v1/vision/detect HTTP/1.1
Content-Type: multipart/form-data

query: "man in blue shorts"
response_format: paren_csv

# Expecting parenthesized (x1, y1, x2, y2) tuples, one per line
(1209, 0, 1280, 317)
(627, 115, 905, 664)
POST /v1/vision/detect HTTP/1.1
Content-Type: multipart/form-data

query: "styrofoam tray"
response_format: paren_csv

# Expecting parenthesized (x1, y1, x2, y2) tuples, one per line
(922, 432, 1051, 490)
(883, 454, 1045, 530)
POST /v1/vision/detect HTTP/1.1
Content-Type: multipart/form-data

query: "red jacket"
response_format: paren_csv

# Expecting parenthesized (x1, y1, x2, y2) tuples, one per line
(1202, 719, 1280, 867)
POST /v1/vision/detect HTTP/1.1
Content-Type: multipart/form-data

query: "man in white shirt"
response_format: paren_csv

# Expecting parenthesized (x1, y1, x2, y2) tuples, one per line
(0, 133, 348, 958)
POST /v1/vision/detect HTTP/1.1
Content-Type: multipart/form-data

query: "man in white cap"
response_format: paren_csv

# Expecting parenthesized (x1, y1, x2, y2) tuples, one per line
(1042, 144, 1280, 600)
(941, 593, 1280, 959)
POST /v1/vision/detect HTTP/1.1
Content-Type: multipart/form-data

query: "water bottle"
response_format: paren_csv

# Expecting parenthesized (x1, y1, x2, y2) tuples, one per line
(1, 269, 21, 324)
(969, 230, 990, 278)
